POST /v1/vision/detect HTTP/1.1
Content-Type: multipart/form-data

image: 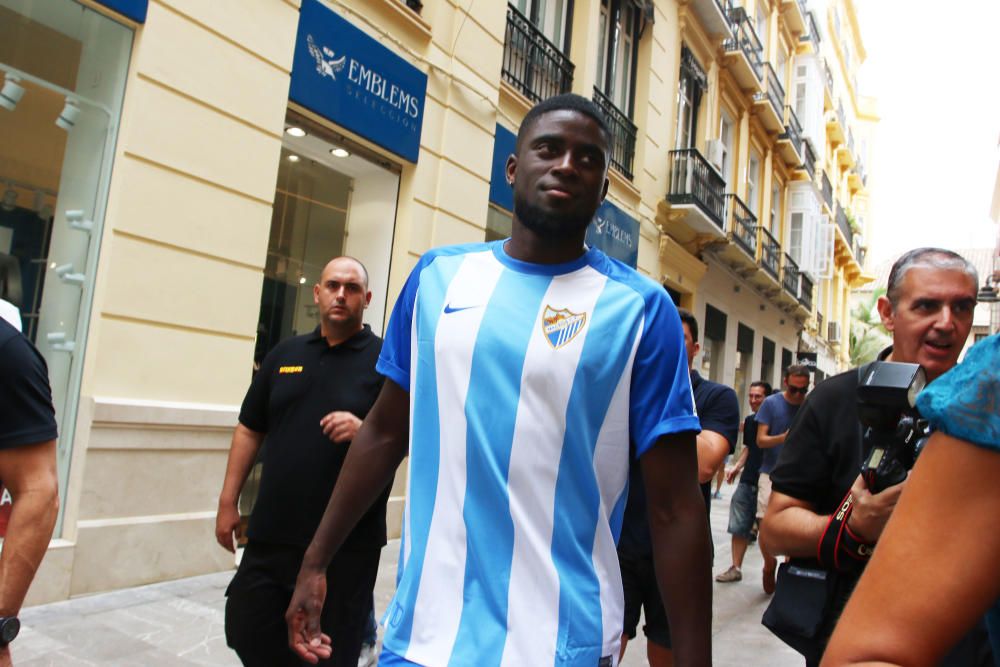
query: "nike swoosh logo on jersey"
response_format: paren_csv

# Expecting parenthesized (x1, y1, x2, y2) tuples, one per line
(443, 303, 481, 314)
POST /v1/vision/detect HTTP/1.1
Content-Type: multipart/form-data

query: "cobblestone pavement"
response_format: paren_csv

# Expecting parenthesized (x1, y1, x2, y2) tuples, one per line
(15, 483, 801, 665)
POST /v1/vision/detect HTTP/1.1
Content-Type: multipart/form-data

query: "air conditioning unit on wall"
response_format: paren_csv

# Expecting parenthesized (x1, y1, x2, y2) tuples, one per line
(828, 320, 842, 343)
(706, 139, 724, 171)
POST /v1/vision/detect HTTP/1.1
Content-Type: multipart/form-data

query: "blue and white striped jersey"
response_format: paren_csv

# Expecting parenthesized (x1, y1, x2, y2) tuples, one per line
(376, 240, 699, 667)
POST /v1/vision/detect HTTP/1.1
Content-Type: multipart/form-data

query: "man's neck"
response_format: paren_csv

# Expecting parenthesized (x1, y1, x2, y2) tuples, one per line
(506, 222, 587, 265)
(321, 322, 363, 347)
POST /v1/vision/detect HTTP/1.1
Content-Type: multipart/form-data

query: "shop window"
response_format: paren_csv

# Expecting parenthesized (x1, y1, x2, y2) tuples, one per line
(256, 113, 400, 362)
(0, 0, 133, 532)
(702, 303, 727, 383)
(761, 336, 776, 387)
(734, 323, 754, 416)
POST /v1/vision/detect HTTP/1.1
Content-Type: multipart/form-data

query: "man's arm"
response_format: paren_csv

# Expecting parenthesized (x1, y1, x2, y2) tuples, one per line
(725, 446, 749, 484)
(0, 439, 59, 617)
(215, 424, 265, 553)
(695, 430, 730, 483)
(643, 431, 712, 667)
(756, 422, 785, 449)
(287, 379, 410, 663)
(821, 433, 1000, 666)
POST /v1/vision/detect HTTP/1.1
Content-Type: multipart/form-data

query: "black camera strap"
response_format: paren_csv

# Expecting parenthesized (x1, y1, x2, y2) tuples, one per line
(817, 489, 873, 574)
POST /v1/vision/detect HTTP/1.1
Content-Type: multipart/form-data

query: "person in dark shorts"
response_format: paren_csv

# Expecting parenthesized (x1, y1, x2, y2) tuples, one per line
(215, 256, 388, 667)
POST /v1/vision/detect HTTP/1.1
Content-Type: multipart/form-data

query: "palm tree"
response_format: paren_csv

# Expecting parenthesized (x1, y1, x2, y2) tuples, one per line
(850, 287, 891, 366)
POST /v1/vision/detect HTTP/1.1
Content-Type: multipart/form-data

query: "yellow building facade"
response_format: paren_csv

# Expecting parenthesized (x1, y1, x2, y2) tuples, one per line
(0, 0, 874, 603)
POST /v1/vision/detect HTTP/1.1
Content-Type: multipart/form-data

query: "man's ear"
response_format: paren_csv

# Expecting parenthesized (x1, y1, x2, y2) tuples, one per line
(364, 290, 372, 308)
(505, 154, 517, 185)
(875, 295, 895, 331)
(313, 283, 321, 305)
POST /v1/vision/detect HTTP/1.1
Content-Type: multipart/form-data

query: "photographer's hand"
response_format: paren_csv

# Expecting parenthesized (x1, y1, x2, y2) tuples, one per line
(845, 474, 906, 543)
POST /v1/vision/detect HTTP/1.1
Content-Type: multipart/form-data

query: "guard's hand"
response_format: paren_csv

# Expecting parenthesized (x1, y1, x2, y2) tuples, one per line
(725, 466, 741, 484)
(320, 411, 362, 444)
(0, 644, 12, 667)
(215, 500, 241, 553)
(845, 474, 906, 544)
(286, 566, 332, 663)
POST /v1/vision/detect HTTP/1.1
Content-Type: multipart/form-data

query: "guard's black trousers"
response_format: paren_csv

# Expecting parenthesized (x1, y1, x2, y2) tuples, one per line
(225, 541, 380, 667)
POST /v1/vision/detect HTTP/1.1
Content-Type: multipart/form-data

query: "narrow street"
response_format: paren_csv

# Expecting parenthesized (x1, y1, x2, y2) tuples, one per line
(15, 483, 801, 666)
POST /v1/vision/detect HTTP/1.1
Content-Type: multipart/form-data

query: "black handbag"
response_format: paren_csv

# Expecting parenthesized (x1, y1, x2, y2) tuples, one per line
(761, 561, 838, 664)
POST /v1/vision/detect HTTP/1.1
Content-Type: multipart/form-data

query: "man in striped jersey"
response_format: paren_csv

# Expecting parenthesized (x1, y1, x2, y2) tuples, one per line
(286, 94, 712, 667)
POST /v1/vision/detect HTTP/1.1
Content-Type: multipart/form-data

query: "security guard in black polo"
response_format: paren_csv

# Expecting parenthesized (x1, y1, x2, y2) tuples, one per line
(217, 256, 387, 667)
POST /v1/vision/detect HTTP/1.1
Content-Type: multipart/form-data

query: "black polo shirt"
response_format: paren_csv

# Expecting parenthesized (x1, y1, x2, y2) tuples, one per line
(737, 413, 762, 485)
(240, 324, 386, 551)
(0, 319, 58, 450)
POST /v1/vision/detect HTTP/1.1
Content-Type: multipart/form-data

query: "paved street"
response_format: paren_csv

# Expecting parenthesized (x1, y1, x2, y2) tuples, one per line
(15, 484, 801, 665)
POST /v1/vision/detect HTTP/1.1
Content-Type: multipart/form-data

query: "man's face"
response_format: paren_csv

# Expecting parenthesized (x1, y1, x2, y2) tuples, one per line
(783, 374, 810, 406)
(681, 322, 700, 371)
(748, 385, 767, 413)
(876, 266, 977, 381)
(506, 109, 610, 239)
(313, 258, 371, 333)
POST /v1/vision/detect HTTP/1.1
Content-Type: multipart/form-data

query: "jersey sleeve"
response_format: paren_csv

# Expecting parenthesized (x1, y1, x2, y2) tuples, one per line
(629, 291, 700, 457)
(699, 385, 741, 453)
(376, 259, 423, 391)
(916, 334, 1000, 452)
(0, 334, 58, 449)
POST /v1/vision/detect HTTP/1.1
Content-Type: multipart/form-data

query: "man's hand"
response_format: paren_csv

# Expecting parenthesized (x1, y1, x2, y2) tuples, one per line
(846, 474, 906, 543)
(215, 500, 240, 553)
(286, 565, 332, 664)
(0, 645, 10, 667)
(320, 411, 362, 444)
(725, 465, 741, 484)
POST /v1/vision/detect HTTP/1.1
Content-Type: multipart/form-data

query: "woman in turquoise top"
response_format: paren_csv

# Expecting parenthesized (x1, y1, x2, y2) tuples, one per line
(823, 334, 1000, 666)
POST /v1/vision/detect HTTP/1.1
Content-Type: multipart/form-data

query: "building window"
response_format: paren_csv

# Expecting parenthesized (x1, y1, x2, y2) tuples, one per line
(789, 212, 804, 264)
(675, 47, 707, 150)
(761, 336, 776, 387)
(747, 151, 761, 215)
(702, 303, 727, 383)
(512, 0, 573, 52)
(596, 0, 641, 116)
(782, 347, 794, 374)
(770, 183, 781, 233)
(734, 323, 755, 416)
(720, 111, 734, 186)
(755, 0, 768, 55)
(503, 2, 575, 103)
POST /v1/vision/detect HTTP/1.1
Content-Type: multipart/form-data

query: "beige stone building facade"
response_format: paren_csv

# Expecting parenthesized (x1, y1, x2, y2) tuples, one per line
(0, 0, 874, 603)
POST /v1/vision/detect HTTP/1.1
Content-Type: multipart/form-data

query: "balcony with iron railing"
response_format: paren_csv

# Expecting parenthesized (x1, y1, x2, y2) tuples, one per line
(801, 138, 817, 181)
(758, 226, 781, 281)
(667, 148, 728, 236)
(593, 87, 637, 179)
(723, 6, 764, 90)
(826, 99, 846, 144)
(689, 0, 734, 40)
(501, 4, 574, 104)
(753, 62, 785, 132)
(782, 0, 807, 36)
(821, 171, 833, 211)
(835, 202, 854, 247)
(782, 253, 801, 299)
(727, 194, 758, 259)
(800, 9, 821, 47)
(777, 105, 804, 166)
(838, 126, 856, 168)
(800, 272, 814, 311)
(822, 58, 834, 102)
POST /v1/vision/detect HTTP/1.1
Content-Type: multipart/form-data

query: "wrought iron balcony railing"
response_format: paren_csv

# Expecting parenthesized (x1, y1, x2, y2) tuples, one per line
(802, 138, 817, 181)
(823, 59, 834, 95)
(837, 100, 847, 132)
(758, 226, 781, 280)
(821, 171, 833, 210)
(783, 253, 800, 297)
(800, 272, 814, 310)
(593, 87, 636, 179)
(502, 4, 574, 104)
(835, 202, 853, 247)
(847, 128, 855, 155)
(727, 194, 757, 257)
(780, 105, 803, 156)
(755, 62, 785, 115)
(801, 10, 821, 44)
(723, 7, 764, 81)
(668, 149, 727, 229)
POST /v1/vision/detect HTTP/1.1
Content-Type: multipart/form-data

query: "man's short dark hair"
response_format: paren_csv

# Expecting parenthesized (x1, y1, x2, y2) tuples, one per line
(750, 381, 772, 395)
(516, 93, 612, 153)
(886, 247, 978, 306)
(784, 364, 810, 380)
(676, 308, 698, 342)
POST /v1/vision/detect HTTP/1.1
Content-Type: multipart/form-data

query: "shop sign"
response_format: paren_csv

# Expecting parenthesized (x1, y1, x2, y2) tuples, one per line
(797, 351, 818, 372)
(95, 0, 147, 23)
(488, 124, 517, 212)
(290, 0, 427, 163)
(587, 201, 639, 268)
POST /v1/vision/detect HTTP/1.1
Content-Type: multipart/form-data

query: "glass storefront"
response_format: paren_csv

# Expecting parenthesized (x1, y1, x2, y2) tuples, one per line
(0, 0, 132, 531)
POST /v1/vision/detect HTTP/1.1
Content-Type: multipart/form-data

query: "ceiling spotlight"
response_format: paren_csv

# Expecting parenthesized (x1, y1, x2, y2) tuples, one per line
(56, 98, 81, 131)
(298, 276, 307, 284)
(287, 154, 300, 162)
(330, 147, 350, 158)
(0, 74, 25, 112)
(285, 126, 306, 137)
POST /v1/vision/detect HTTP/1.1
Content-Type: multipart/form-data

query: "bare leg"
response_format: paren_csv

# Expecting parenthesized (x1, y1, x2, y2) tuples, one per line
(619, 633, 629, 663)
(647, 641, 675, 667)
(731, 534, 749, 569)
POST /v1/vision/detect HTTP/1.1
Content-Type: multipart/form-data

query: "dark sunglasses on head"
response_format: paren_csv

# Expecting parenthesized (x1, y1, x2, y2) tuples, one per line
(788, 385, 809, 395)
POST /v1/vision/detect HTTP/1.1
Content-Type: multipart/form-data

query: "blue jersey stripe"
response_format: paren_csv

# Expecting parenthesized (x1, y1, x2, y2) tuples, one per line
(448, 270, 552, 667)
(387, 254, 464, 654)
(551, 280, 644, 662)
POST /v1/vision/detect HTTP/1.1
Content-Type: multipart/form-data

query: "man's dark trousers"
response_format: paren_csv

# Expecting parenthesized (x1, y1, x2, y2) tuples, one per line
(225, 541, 381, 666)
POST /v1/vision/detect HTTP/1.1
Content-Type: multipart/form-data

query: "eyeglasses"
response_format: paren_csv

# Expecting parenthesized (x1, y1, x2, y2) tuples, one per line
(788, 385, 809, 395)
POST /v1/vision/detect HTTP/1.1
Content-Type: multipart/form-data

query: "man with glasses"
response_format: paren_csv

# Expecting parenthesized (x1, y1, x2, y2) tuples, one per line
(755, 365, 810, 595)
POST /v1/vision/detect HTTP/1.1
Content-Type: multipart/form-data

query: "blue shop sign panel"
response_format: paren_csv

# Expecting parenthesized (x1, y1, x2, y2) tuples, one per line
(587, 201, 639, 268)
(290, 0, 427, 163)
(95, 0, 147, 22)
(488, 124, 517, 212)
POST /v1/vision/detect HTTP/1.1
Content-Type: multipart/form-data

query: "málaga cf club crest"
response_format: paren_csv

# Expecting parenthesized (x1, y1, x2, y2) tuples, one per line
(542, 306, 587, 349)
